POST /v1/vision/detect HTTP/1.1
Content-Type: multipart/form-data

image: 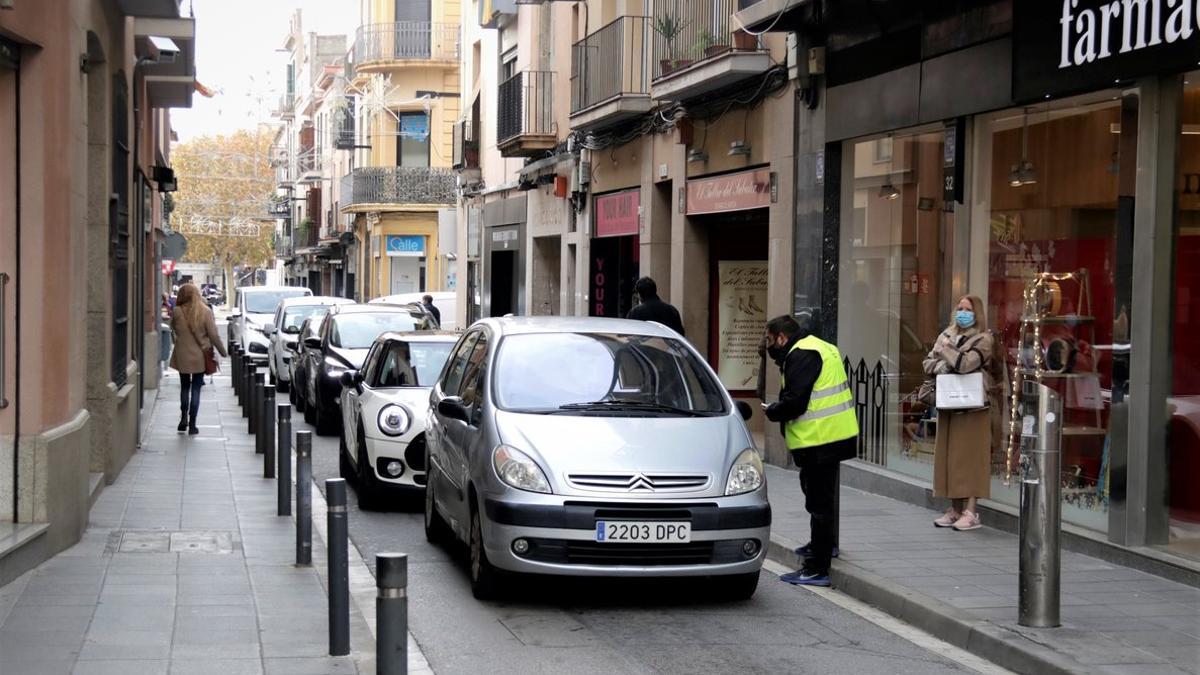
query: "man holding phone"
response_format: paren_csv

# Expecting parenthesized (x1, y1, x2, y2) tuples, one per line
(762, 315, 859, 586)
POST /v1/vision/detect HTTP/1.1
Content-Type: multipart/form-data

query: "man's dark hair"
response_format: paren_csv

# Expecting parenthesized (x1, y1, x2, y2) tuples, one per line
(766, 315, 803, 339)
(634, 277, 658, 299)
(421, 294, 433, 304)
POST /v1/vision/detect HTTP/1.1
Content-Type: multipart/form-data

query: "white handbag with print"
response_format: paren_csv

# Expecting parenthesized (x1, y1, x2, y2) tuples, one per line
(936, 372, 986, 410)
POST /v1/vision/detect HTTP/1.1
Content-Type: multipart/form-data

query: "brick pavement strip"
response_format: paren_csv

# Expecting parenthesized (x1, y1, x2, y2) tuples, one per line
(764, 464, 1200, 675)
(0, 373, 416, 674)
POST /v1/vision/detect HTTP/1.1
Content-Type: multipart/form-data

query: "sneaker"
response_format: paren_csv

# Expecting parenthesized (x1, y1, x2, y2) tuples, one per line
(933, 509, 961, 528)
(794, 543, 840, 559)
(952, 510, 981, 531)
(780, 568, 831, 587)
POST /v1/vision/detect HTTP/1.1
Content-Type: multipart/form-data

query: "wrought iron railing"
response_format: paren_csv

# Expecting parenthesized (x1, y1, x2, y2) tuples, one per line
(333, 103, 356, 150)
(650, 0, 754, 80)
(275, 235, 293, 258)
(571, 16, 651, 113)
(276, 92, 294, 117)
(354, 22, 459, 64)
(844, 357, 888, 466)
(498, 70, 555, 145)
(341, 166, 456, 206)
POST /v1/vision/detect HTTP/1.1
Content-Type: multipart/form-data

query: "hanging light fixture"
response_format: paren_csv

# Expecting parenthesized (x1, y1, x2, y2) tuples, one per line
(879, 177, 900, 200)
(1010, 108, 1038, 187)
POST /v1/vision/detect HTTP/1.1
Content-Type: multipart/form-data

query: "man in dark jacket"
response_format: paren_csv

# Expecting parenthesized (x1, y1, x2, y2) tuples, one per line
(421, 294, 442, 326)
(626, 277, 685, 336)
(763, 315, 858, 586)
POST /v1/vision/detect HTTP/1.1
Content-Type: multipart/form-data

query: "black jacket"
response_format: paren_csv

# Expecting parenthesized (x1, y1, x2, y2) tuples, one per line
(764, 334, 857, 463)
(423, 303, 441, 326)
(627, 296, 685, 336)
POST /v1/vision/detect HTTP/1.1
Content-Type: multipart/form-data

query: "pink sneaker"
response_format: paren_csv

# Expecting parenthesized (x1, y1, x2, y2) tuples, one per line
(952, 510, 982, 531)
(933, 509, 960, 528)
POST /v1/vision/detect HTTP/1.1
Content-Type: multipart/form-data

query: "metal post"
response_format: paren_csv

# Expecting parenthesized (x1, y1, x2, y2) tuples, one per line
(231, 345, 241, 399)
(326, 478, 350, 657)
(296, 431, 313, 566)
(376, 553, 408, 675)
(277, 403, 292, 516)
(250, 371, 264, 439)
(262, 384, 276, 478)
(241, 355, 253, 418)
(1018, 380, 1062, 628)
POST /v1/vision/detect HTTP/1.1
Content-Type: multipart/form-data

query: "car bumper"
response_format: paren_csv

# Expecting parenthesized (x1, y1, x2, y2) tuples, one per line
(480, 493, 770, 577)
(364, 435, 427, 489)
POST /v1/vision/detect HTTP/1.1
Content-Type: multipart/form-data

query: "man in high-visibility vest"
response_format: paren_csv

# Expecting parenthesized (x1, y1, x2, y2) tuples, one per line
(763, 315, 859, 586)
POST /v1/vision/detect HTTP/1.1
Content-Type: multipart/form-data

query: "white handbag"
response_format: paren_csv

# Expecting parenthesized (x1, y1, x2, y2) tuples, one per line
(936, 372, 986, 410)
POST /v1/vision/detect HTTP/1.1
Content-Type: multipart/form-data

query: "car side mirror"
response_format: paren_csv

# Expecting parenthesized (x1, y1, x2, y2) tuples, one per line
(304, 336, 321, 350)
(284, 325, 301, 334)
(231, 308, 243, 318)
(437, 396, 470, 423)
(735, 400, 753, 422)
(263, 324, 276, 336)
(339, 370, 360, 388)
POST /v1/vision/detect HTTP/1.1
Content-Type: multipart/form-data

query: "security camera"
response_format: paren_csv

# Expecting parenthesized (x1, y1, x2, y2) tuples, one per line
(148, 36, 180, 64)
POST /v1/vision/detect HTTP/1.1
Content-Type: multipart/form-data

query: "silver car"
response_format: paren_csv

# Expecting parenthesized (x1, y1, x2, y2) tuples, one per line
(424, 317, 769, 600)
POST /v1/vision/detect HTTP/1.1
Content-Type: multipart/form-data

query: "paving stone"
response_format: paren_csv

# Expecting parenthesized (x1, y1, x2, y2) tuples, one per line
(72, 659, 171, 675)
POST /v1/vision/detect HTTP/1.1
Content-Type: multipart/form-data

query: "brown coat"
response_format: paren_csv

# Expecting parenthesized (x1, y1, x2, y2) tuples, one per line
(169, 307, 227, 374)
(924, 326, 998, 499)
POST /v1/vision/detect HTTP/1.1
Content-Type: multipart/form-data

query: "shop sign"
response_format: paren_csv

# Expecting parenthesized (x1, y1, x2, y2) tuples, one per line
(1014, 0, 1200, 101)
(594, 189, 640, 238)
(385, 234, 424, 257)
(161, 260, 176, 275)
(686, 169, 773, 216)
(716, 260, 769, 391)
(490, 225, 520, 251)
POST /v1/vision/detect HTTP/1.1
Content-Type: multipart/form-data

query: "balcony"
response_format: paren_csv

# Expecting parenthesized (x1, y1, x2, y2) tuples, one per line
(732, 0, 812, 33)
(649, 1, 771, 102)
(275, 235, 294, 259)
(452, 118, 480, 172)
(276, 92, 294, 119)
(570, 16, 653, 131)
(354, 22, 459, 72)
(295, 147, 323, 184)
(497, 71, 557, 157)
(340, 166, 456, 210)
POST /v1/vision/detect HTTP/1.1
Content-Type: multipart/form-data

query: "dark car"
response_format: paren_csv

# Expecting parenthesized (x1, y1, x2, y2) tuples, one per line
(301, 303, 438, 435)
(288, 314, 325, 412)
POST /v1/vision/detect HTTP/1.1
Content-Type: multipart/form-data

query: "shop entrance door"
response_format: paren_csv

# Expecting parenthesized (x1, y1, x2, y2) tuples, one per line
(389, 256, 420, 294)
(490, 250, 515, 316)
(0, 38, 19, 523)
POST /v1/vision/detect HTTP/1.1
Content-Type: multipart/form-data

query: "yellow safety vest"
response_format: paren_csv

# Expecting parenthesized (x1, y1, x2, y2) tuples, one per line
(782, 335, 860, 449)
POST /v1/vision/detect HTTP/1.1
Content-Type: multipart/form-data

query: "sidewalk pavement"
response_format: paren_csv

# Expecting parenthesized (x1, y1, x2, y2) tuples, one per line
(0, 371, 375, 675)
(764, 464, 1200, 675)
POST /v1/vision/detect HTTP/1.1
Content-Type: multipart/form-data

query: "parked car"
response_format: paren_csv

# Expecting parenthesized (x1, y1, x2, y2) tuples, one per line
(370, 291, 458, 331)
(264, 296, 353, 391)
(288, 314, 325, 412)
(301, 303, 440, 435)
(337, 332, 458, 509)
(201, 283, 225, 306)
(229, 285, 313, 365)
(424, 316, 768, 600)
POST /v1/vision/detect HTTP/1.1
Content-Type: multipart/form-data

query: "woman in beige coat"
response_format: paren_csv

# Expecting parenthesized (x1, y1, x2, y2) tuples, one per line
(923, 295, 997, 531)
(169, 283, 227, 435)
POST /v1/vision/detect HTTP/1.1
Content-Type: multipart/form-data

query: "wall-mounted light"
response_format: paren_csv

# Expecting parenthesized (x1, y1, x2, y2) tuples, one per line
(878, 178, 900, 201)
(687, 148, 708, 163)
(728, 140, 751, 157)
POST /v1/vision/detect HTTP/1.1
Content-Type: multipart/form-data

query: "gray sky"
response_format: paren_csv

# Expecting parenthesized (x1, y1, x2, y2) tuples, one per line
(172, 0, 359, 141)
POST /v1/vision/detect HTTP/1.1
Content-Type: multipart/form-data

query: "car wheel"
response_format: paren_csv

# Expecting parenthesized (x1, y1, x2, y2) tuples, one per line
(315, 400, 338, 436)
(356, 432, 381, 511)
(338, 432, 354, 481)
(717, 572, 760, 601)
(469, 501, 501, 600)
(424, 463, 451, 545)
(303, 396, 316, 425)
(277, 377, 289, 394)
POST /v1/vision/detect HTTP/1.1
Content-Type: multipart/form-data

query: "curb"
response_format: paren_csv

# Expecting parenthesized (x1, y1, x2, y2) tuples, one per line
(766, 534, 1087, 675)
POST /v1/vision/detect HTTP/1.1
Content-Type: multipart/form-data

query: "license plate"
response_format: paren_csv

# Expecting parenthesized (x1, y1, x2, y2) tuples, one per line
(595, 521, 691, 543)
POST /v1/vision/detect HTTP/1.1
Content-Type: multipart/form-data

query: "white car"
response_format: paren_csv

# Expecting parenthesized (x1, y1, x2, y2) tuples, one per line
(230, 286, 313, 366)
(263, 296, 353, 391)
(369, 291, 457, 331)
(338, 331, 458, 510)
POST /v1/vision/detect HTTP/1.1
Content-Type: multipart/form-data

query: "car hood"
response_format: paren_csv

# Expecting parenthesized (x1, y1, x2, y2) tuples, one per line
(494, 410, 754, 498)
(245, 312, 274, 327)
(327, 346, 370, 369)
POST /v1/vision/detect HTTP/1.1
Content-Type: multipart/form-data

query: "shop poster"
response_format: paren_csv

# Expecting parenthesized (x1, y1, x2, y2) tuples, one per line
(717, 260, 768, 391)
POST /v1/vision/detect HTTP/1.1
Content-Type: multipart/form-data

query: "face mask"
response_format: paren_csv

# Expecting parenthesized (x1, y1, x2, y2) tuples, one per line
(766, 337, 788, 363)
(955, 310, 975, 328)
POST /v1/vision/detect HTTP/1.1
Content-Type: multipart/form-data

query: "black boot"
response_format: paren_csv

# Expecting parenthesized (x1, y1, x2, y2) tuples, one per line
(178, 413, 188, 433)
(188, 412, 199, 435)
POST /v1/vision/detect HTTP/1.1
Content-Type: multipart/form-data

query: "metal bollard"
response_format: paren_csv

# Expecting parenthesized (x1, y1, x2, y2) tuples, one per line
(241, 355, 253, 419)
(277, 403, 292, 516)
(262, 385, 276, 478)
(231, 345, 241, 400)
(250, 371, 264, 439)
(295, 431, 313, 566)
(326, 478, 350, 657)
(1018, 380, 1063, 628)
(376, 553, 408, 675)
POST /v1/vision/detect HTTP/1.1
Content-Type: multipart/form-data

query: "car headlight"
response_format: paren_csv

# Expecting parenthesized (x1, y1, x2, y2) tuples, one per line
(492, 445, 551, 494)
(725, 448, 765, 495)
(378, 404, 411, 437)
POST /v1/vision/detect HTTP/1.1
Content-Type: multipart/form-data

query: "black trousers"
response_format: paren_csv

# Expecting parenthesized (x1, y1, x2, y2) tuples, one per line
(791, 449, 840, 573)
(179, 373, 204, 422)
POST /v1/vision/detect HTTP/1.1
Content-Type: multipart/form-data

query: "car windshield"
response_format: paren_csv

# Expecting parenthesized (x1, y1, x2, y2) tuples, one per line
(494, 333, 727, 415)
(332, 313, 420, 349)
(245, 289, 310, 314)
(378, 342, 455, 387)
(281, 305, 329, 332)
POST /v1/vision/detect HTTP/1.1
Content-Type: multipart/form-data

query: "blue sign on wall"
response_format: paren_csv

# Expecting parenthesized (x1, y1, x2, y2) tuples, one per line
(385, 234, 425, 257)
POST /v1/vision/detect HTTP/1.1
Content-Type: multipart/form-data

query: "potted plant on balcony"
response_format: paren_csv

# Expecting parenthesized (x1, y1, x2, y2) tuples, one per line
(653, 14, 690, 76)
(699, 29, 729, 59)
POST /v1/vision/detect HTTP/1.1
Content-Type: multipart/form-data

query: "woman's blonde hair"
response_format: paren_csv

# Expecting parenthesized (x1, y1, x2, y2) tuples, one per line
(948, 295, 987, 333)
(175, 283, 208, 335)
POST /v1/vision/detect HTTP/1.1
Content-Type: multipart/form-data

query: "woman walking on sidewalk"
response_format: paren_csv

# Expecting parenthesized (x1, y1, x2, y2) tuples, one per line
(169, 283, 227, 435)
(924, 295, 999, 531)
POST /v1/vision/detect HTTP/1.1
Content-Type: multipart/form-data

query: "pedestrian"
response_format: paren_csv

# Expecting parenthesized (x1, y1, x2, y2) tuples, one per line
(763, 315, 858, 586)
(169, 283, 227, 435)
(421, 294, 442, 326)
(626, 277, 684, 336)
(924, 295, 998, 531)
